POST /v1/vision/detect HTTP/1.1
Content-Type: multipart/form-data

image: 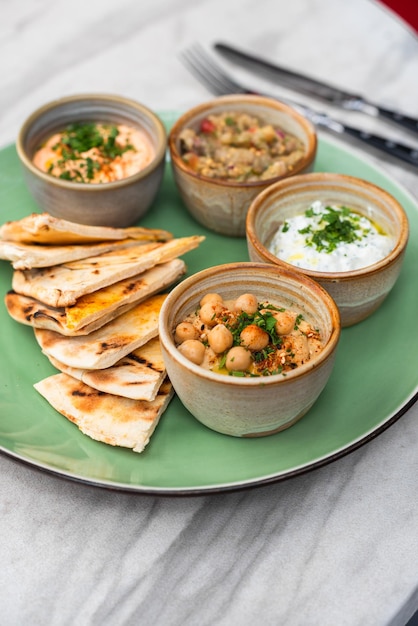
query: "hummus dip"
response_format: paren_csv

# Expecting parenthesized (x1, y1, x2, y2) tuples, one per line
(32, 122, 155, 183)
(174, 292, 323, 377)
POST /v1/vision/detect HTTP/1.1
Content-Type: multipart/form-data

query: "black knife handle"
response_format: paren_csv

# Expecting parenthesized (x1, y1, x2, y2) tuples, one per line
(377, 106, 418, 135)
(342, 124, 418, 167)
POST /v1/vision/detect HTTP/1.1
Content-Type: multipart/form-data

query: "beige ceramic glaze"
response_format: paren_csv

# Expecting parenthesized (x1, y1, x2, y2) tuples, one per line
(159, 262, 340, 437)
(168, 95, 317, 237)
(16, 94, 167, 227)
(246, 172, 409, 327)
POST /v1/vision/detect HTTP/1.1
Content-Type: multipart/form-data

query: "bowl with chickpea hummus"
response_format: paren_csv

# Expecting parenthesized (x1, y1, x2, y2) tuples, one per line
(158, 262, 340, 438)
(16, 94, 167, 227)
(168, 95, 317, 237)
(246, 172, 409, 327)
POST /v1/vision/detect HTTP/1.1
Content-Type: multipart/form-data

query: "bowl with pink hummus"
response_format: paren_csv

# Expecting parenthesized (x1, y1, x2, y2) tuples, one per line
(16, 94, 167, 227)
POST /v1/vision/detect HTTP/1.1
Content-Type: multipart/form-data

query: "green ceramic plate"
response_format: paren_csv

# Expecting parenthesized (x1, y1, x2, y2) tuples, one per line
(1, 115, 417, 494)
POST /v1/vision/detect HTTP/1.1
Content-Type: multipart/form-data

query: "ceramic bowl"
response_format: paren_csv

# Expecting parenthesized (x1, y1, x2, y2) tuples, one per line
(246, 172, 409, 327)
(168, 94, 317, 237)
(16, 93, 167, 227)
(159, 262, 340, 437)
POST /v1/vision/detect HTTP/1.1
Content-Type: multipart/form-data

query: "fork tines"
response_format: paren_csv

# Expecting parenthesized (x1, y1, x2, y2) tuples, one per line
(180, 44, 249, 96)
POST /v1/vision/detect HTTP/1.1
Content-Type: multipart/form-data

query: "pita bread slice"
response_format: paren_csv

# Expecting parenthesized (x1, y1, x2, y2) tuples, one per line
(47, 337, 166, 401)
(34, 293, 165, 369)
(34, 373, 173, 453)
(12, 236, 204, 307)
(5, 258, 185, 335)
(0, 238, 148, 270)
(0, 212, 172, 245)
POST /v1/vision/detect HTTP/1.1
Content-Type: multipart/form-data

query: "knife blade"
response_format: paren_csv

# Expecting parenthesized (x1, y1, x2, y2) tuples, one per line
(181, 44, 418, 168)
(214, 42, 418, 136)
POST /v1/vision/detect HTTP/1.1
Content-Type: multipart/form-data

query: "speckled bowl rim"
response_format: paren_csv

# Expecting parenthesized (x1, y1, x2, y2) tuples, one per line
(16, 93, 167, 191)
(246, 172, 410, 280)
(159, 261, 341, 387)
(168, 94, 317, 189)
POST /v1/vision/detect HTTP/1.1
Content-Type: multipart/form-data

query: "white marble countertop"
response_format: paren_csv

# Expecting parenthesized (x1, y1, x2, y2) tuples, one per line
(1, 1, 418, 625)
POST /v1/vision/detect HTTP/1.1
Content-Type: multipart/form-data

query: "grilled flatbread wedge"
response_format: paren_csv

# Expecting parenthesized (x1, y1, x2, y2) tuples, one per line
(12, 236, 204, 307)
(5, 258, 185, 335)
(34, 293, 165, 369)
(0, 238, 148, 270)
(0, 212, 172, 245)
(47, 337, 166, 401)
(34, 373, 173, 453)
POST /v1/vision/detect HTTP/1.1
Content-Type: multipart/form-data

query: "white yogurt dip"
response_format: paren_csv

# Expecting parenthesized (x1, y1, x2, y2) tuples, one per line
(268, 201, 395, 272)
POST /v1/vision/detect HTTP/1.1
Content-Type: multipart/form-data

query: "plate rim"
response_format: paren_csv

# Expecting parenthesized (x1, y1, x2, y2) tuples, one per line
(1, 388, 417, 496)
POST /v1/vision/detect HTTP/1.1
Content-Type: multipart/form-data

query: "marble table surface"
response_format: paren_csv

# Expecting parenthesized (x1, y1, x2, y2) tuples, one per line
(1, 1, 418, 625)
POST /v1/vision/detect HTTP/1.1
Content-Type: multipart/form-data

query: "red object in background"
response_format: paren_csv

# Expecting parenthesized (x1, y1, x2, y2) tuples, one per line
(377, 0, 418, 33)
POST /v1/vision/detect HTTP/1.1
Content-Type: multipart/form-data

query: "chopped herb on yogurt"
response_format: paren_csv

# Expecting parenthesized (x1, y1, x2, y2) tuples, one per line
(299, 205, 366, 253)
(268, 201, 395, 272)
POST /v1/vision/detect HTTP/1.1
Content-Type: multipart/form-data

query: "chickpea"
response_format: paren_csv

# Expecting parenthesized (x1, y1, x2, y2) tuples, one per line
(208, 324, 233, 354)
(240, 324, 269, 351)
(274, 310, 296, 335)
(199, 301, 225, 327)
(234, 293, 258, 315)
(174, 321, 199, 344)
(225, 346, 252, 372)
(177, 340, 205, 365)
(200, 293, 224, 307)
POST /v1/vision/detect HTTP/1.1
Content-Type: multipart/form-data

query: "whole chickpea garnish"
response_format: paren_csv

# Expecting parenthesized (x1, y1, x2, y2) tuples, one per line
(174, 321, 199, 344)
(234, 293, 258, 315)
(199, 301, 226, 328)
(208, 324, 233, 354)
(240, 324, 269, 351)
(225, 346, 252, 372)
(200, 293, 224, 307)
(273, 310, 296, 335)
(177, 339, 206, 365)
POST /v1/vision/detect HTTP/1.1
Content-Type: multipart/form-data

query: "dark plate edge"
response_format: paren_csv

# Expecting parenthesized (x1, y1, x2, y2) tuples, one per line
(1, 387, 417, 497)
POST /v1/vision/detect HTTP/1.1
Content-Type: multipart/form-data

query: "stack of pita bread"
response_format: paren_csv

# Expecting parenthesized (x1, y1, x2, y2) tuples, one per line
(1, 213, 204, 453)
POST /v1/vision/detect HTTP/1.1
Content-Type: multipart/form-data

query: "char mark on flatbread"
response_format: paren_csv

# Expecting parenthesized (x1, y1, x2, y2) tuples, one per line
(34, 373, 173, 453)
(5, 258, 185, 335)
(47, 337, 166, 401)
(12, 236, 204, 307)
(34, 294, 166, 369)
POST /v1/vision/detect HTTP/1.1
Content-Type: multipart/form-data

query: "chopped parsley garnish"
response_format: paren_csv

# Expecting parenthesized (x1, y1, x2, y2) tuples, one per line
(294, 313, 303, 330)
(298, 205, 365, 253)
(49, 122, 136, 183)
(225, 304, 283, 350)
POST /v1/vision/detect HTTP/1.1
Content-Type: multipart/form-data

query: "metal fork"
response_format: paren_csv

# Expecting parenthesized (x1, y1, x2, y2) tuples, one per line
(180, 44, 418, 169)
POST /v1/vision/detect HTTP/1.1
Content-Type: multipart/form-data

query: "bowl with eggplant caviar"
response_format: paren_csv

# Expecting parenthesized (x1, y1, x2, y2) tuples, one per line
(158, 262, 340, 437)
(16, 94, 167, 227)
(246, 172, 409, 327)
(168, 95, 317, 237)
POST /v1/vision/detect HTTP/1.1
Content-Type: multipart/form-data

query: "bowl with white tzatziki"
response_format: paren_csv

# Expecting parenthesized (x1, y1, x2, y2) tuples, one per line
(246, 172, 409, 327)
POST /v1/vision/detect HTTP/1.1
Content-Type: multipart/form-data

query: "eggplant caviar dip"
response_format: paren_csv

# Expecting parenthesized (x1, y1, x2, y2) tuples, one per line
(178, 111, 306, 182)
